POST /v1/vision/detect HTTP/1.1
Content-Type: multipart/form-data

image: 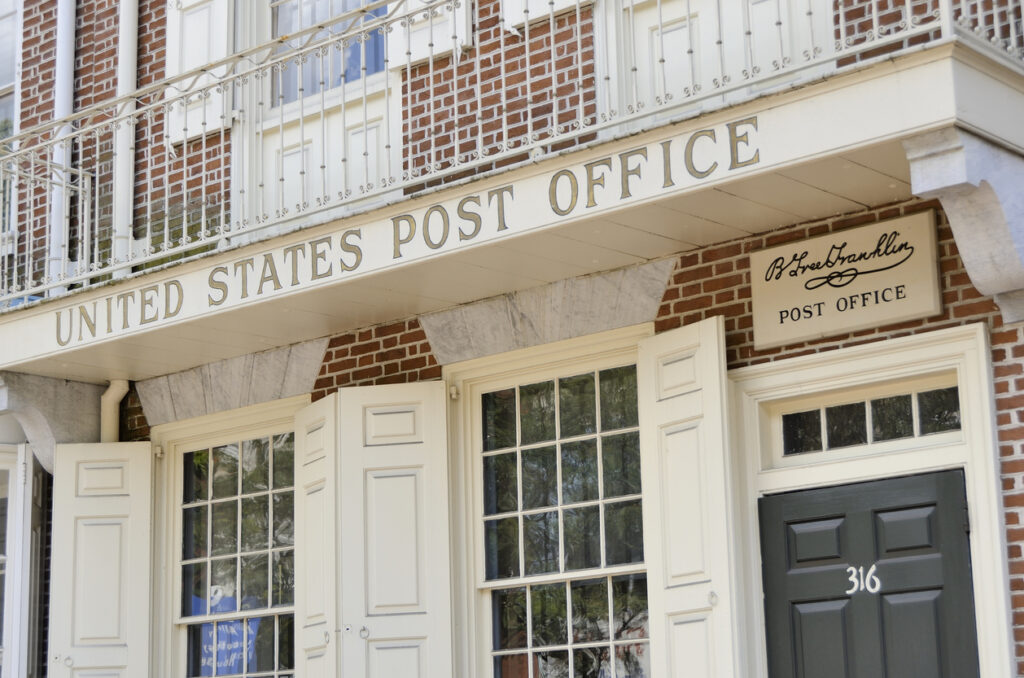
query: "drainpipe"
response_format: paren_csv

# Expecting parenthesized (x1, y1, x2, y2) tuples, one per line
(112, 0, 139, 277)
(46, 0, 76, 294)
(100, 379, 129, 443)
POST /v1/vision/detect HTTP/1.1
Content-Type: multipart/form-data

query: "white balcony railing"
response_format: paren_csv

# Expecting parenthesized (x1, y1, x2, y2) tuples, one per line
(0, 0, 1020, 307)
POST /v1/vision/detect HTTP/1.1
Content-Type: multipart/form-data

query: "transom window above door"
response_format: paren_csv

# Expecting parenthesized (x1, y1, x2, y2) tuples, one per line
(270, 0, 386, 105)
(479, 365, 650, 678)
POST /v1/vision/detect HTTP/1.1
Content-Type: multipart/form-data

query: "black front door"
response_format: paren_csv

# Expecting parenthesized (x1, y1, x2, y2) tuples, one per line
(758, 470, 980, 678)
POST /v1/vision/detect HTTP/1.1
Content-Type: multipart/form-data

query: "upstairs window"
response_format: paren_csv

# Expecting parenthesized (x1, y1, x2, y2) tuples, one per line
(271, 0, 386, 106)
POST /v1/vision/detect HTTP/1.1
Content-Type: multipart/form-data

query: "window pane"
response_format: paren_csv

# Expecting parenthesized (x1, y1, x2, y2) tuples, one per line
(612, 574, 648, 639)
(574, 647, 611, 678)
(530, 583, 567, 647)
(279, 614, 295, 669)
(825, 402, 867, 449)
(571, 578, 609, 641)
(492, 587, 528, 650)
(782, 410, 821, 455)
(615, 644, 651, 678)
(485, 517, 520, 580)
(561, 439, 598, 504)
(0, 93, 12, 139)
(484, 452, 518, 516)
(483, 389, 517, 451)
(563, 506, 600, 571)
(273, 433, 295, 489)
(0, 15, 14, 88)
(520, 381, 555, 445)
(241, 495, 269, 552)
(536, 651, 570, 678)
(250, 615, 275, 672)
(214, 620, 246, 674)
(183, 563, 208, 617)
(182, 505, 208, 560)
(523, 511, 559, 576)
(602, 432, 641, 498)
(186, 623, 211, 677)
(211, 501, 238, 556)
(871, 394, 913, 442)
(605, 500, 644, 565)
(918, 386, 961, 434)
(599, 366, 638, 430)
(494, 654, 529, 678)
(211, 557, 238, 613)
(522, 446, 557, 510)
(559, 374, 596, 437)
(184, 449, 209, 503)
(273, 550, 295, 606)
(240, 554, 269, 610)
(273, 491, 295, 547)
(212, 444, 239, 499)
(242, 438, 270, 493)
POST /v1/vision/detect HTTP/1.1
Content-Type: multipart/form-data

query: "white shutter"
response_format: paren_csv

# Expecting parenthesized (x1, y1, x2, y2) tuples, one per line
(47, 442, 152, 678)
(4, 445, 37, 678)
(638, 317, 738, 677)
(339, 382, 453, 678)
(294, 395, 340, 676)
(165, 0, 233, 142)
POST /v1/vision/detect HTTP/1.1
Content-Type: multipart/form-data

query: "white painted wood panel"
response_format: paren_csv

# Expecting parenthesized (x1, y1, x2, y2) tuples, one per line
(49, 443, 152, 678)
(639, 317, 738, 677)
(295, 396, 339, 675)
(340, 381, 452, 678)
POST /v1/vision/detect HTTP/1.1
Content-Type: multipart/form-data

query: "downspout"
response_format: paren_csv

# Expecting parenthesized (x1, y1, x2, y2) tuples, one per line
(46, 0, 76, 294)
(100, 379, 129, 443)
(112, 0, 139, 276)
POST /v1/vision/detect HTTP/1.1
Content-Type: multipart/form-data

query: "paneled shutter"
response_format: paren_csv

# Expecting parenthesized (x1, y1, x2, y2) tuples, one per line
(338, 382, 454, 678)
(165, 0, 233, 142)
(638, 317, 738, 677)
(47, 442, 152, 678)
(294, 394, 340, 676)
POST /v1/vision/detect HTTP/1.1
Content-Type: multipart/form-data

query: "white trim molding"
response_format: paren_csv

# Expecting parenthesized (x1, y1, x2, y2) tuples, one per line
(730, 323, 1012, 677)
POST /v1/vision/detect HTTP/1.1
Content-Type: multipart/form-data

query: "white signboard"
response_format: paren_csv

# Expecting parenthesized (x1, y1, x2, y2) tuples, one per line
(750, 211, 941, 349)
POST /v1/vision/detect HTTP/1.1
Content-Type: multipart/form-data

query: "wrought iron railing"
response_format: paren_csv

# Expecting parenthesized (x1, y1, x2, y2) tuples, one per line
(0, 0, 1020, 307)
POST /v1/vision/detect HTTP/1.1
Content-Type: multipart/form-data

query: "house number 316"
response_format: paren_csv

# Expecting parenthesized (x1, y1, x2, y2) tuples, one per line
(845, 564, 882, 594)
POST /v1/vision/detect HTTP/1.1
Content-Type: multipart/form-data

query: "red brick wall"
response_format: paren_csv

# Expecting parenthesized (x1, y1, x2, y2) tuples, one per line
(312, 319, 441, 401)
(402, 0, 597, 187)
(20, 0, 58, 130)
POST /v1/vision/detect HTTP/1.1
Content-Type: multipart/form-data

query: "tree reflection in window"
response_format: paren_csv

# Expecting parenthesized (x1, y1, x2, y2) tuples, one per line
(482, 365, 648, 677)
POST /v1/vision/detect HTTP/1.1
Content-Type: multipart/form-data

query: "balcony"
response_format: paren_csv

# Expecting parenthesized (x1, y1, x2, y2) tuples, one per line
(0, 0, 1020, 310)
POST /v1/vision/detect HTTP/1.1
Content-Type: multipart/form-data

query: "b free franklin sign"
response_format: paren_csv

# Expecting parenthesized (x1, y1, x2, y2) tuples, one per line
(749, 211, 941, 349)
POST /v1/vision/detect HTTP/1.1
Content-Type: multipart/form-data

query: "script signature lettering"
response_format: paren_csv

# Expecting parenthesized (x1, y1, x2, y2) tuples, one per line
(763, 231, 914, 290)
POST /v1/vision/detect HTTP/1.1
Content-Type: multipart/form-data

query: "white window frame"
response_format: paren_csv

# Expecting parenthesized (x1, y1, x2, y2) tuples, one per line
(445, 324, 654, 678)
(730, 323, 1013, 677)
(150, 395, 310, 678)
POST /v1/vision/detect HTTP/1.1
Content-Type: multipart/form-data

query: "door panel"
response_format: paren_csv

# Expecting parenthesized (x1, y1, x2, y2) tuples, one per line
(759, 470, 980, 678)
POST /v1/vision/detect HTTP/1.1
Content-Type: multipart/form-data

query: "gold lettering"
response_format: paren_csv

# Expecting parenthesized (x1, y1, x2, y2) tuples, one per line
(488, 185, 515, 231)
(78, 302, 98, 340)
(584, 157, 613, 208)
(164, 280, 183, 318)
(685, 129, 718, 179)
(55, 309, 72, 347)
(392, 214, 417, 259)
(619, 147, 648, 199)
(457, 196, 482, 241)
(660, 140, 675, 188)
(258, 253, 283, 295)
(139, 285, 160, 325)
(727, 116, 760, 170)
(549, 169, 578, 216)
(116, 291, 135, 330)
(310, 236, 333, 280)
(208, 266, 229, 306)
(423, 205, 450, 250)
(339, 229, 363, 272)
(234, 258, 256, 299)
(283, 243, 306, 286)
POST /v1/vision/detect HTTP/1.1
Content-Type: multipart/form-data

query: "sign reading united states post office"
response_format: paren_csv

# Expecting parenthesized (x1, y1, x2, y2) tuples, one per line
(750, 211, 941, 349)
